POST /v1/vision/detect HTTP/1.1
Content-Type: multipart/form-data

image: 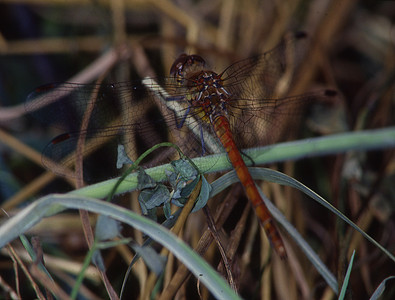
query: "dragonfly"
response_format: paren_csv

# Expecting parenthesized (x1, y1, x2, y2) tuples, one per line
(26, 32, 337, 258)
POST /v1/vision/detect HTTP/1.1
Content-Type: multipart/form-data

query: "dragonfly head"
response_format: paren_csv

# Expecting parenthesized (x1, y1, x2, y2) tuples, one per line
(170, 54, 206, 85)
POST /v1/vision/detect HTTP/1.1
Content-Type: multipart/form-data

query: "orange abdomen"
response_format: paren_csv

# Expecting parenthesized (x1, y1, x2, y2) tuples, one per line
(212, 115, 286, 258)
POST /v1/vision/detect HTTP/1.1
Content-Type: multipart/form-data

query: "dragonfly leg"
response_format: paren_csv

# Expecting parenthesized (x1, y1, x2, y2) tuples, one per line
(166, 95, 185, 102)
(174, 105, 190, 129)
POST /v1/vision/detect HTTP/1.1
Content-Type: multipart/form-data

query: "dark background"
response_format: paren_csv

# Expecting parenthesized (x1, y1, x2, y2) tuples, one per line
(0, 1, 394, 299)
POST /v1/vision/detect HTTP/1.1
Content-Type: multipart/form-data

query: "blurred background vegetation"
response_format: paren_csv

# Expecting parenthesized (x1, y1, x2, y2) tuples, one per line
(0, 0, 394, 299)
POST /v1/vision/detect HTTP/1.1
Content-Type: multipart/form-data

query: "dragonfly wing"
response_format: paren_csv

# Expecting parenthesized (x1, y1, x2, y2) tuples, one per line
(27, 79, 224, 180)
(220, 32, 339, 148)
(221, 32, 310, 100)
(26, 82, 122, 131)
(227, 90, 340, 149)
(41, 127, 127, 180)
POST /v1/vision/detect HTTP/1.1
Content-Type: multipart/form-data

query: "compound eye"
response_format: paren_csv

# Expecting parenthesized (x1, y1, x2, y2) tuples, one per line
(190, 55, 206, 66)
(170, 54, 206, 76)
(170, 53, 188, 76)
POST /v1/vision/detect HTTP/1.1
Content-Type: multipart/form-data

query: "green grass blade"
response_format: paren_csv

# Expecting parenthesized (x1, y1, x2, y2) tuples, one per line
(70, 127, 395, 199)
(369, 276, 395, 300)
(210, 166, 395, 291)
(210, 170, 339, 294)
(339, 250, 355, 300)
(243, 167, 395, 263)
(0, 194, 241, 300)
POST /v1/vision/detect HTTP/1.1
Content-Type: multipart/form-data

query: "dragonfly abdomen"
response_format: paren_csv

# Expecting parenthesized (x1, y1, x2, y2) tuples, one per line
(213, 115, 287, 258)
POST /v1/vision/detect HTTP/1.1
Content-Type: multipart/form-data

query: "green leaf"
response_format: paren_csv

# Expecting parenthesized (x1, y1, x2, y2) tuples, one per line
(192, 176, 211, 212)
(141, 185, 170, 209)
(171, 158, 198, 180)
(132, 244, 166, 275)
(95, 215, 121, 241)
(116, 144, 134, 168)
(137, 168, 157, 189)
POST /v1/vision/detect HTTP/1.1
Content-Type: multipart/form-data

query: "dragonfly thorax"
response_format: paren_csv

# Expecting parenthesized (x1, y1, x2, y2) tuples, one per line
(187, 70, 231, 124)
(170, 53, 231, 124)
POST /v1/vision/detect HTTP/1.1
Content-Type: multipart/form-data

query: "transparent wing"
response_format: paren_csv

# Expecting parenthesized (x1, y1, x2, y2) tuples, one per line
(25, 80, 216, 179)
(26, 32, 338, 180)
